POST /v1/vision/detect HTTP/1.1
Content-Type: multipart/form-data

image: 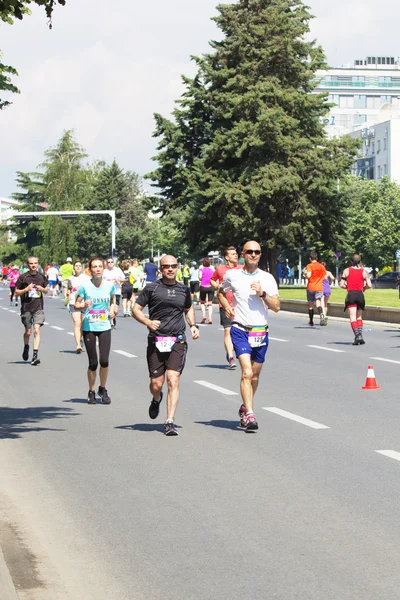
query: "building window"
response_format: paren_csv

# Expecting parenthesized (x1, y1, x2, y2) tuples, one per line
(383, 138, 387, 150)
(328, 94, 339, 105)
(372, 142, 375, 154)
(354, 95, 366, 108)
(377, 140, 381, 153)
(380, 95, 392, 104)
(352, 76, 365, 82)
(367, 96, 381, 109)
(378, 165, 382, 178)
(339, 95, 354, 108)
(383, 164, 387, 175)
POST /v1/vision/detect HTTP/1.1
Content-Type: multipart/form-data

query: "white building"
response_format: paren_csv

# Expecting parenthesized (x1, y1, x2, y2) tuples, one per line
(0, 198, 20, 241)
(350, 119, 400, 183)
(315, 56, 400, 138)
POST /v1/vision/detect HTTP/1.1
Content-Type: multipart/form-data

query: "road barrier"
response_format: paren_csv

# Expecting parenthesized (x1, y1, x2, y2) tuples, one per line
(280, 299, 400, 325)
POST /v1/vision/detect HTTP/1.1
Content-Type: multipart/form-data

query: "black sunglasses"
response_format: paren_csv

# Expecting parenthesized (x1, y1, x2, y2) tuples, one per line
(244, 249, 261, 255)
(161, 264, 178, 269)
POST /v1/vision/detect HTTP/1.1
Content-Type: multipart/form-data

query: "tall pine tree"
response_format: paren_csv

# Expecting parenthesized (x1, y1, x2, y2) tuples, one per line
(148, 0, 359, 274)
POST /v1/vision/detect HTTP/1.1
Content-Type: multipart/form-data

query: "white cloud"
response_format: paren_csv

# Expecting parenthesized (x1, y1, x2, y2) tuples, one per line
(1, 0, 399, 196)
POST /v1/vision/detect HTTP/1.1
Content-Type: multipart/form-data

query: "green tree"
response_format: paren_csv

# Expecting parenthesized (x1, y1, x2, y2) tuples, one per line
(0, 51, 19, 109)
(0, 0, 65, 23)
(148, 0, 360, 276)
(40, 130, 89, 264)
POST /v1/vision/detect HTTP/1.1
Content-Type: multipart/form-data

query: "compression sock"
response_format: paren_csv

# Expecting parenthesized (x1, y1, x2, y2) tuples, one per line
(317, 306, 323, 315)
(308, 309, 314, 324)
(351, 321, 358, 336)
(357, 319, 363, 335)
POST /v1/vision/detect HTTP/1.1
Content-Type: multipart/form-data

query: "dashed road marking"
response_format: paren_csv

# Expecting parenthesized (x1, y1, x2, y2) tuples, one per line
(262, 407, 330, 430)
(9, 309, 17, 313)
(376, 450, 400, 462)
(370, 357, 400, 365)
(51, 326, 64, 331)
(67, 332, 74, 336)
(44, 322, 50, 325)
(269, 337, 288, 342)
(194, 380, 238, 396)
(307, 345, 345, 353)
(113, 350, 137, 358)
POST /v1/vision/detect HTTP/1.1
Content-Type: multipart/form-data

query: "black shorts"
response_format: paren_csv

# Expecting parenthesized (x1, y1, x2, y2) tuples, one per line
(345, 290, 365, 311)
(122, 290, 133, 300)
(147, 340, 187, 378)
(219, 307, 233, 329)
(190, 281, 199, 294)
(115, 294, 121, 306)
(200, 286, 214, 303)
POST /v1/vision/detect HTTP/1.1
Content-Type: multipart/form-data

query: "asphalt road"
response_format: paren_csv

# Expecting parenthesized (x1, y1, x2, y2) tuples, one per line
(1, 286, 400, 600)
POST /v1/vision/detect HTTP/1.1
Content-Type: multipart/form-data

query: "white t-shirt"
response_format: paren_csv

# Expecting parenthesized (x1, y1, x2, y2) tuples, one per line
(47, 267, 59, 282)
(68, 273, 90, 305)
(102, 267, 125, 295)
(221, 268, 279, 327)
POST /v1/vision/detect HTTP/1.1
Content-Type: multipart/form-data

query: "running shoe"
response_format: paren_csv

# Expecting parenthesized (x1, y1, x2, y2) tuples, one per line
(324, 316, 329, 326)
(149, 391, 163, 419)
(208, 320, 212, 324)
(88, 390, 97, 404)
(76, 347, 82, 354)
(200, 317, 206, 324)
(246, 413, 258, 431)
(320, 314, 325, 326)
(228, 357, 237, 370)
(308, 320, 314, 326)
(238, 404, 247, 428)
(98, 386, 111, 404)
(31, 356, 41, 366)
(164, 421, 178, 436)
(22, 344, 29, 361)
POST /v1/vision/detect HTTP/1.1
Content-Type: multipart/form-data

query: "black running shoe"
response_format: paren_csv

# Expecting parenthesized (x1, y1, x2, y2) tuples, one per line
(88, 390, 97, 404)
(22, 344, 29, 361)
(31, 357, 41, 366)
(164, 421, 178, 436)
(246, 413, 258, 432)
(149, 391, 163, 420)
(98, 386, 111, 404)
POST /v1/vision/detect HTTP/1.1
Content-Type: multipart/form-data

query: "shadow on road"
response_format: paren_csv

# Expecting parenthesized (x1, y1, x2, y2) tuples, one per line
(195, 364, 229, 370)
(59, 350, 81, 354)
(115, 423, 181, 433)
(327, 341, 353, 346)
(195, 420, 242, 432)
(7, 361, 30, 365)
(63, 398, 88, 404)
(293, 326, 321, 330)
(0, 406, 78, 440)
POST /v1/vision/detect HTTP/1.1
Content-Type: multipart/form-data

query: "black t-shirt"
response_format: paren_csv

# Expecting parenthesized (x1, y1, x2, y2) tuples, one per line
(16, 272, 48, 314)
(121, 270, 133, 294)
(137, 280, 192, 336)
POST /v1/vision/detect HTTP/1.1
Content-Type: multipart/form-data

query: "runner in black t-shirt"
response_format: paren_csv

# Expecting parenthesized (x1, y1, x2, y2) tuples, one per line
(133, 254, 199, 436)
(15, 256, 48, 365)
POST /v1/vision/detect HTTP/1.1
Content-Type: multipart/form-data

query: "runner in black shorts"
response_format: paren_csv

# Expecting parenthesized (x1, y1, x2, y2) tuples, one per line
(340, 253, 371, 345)
(133, 254, 199, 436)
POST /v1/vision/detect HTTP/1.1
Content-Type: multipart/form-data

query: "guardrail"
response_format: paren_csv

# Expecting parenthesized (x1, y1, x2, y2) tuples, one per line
(280, 299, 400, 324)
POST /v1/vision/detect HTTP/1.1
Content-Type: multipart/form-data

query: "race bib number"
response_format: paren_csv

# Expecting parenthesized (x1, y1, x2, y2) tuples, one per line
(88, 309, 107, 323)
(248, 327, 267, 348)
(155, 336, 177, 352)
(28, 288, 41, 298)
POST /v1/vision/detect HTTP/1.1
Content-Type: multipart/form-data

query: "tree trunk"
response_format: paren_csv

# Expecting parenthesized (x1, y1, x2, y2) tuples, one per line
(265, 246, 279, 284)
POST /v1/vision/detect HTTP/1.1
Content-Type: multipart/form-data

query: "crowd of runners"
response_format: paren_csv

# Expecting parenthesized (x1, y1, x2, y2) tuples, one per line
(1, 246, 372, 435)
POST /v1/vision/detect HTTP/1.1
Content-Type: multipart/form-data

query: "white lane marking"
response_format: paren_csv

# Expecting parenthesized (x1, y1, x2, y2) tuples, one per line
(307, 345, 345, 353)
(113, 350, 137, 358)
(9, 309, 16, 313)
(262, 407, 330, 430)
(2, 307, 8, 310)
(51, 326, 64, 331)
(194, 380, 238, 396)
(376, 450, 400, 462)
(269, 337, 288, 342)
(370, 357, 400, 365)
(44, 321, 49, 325)
(67, 332, 74, 336)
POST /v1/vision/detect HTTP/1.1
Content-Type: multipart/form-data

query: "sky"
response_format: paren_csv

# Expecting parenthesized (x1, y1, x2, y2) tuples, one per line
(1, 0, 400, 198)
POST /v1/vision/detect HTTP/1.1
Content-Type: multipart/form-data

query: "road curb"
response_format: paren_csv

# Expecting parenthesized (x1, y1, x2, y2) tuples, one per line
(0, 546, 19, 600)
(280, 299, 400, 325)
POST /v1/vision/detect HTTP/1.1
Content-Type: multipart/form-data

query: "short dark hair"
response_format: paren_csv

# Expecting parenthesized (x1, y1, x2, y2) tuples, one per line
(309, 251, 318, 261)
(88, 257, 105, 270)
(351, 253, 361, 266)
(202, 257, 211, 267)
(223, 246, 236, 258)
(149, 257, 154, 263)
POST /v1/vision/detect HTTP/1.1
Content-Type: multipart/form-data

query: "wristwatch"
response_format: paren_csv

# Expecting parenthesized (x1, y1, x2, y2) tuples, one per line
(260, 291, 267, 298)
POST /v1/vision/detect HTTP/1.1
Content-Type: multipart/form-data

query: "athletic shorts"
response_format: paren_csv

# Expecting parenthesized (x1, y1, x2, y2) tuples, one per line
(122, 290, 133, 300)
(190, 281, 199, 294)
(230, 326, 269, 364)
(200, 286, 214, 303)
(345, 290, 365, 311)
(147, 340, 187, 378)
(115, 294, 121, 306)
(132, 288, 139, 293)
(62, 280, 69, 288)
(21, 310, 45, 328)
(306, 290, 323, 302)
(69, 305, 84, 314)
(220, 307, 233, 329)
(48, 280, 57, 286)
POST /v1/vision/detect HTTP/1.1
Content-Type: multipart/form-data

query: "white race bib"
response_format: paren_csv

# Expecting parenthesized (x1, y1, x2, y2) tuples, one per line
(155, 336, 177, 352)
(88, 309, 107, 323)
(248, 327, 267, 348)
(28, 289, 41, 298)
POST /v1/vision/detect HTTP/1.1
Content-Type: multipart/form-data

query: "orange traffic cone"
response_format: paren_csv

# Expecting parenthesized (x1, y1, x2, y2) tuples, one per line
(362, 365, 381, 390)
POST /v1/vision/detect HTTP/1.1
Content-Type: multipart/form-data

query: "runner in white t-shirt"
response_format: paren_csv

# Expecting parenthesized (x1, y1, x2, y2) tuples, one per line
(102, 258, 125, 329)
(67, 261, 90, 353)
(218, 240, 280, 432)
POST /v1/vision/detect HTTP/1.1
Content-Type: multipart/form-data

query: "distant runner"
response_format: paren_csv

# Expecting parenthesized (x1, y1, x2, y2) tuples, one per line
(340, 253, 371, 345)
(306, 252, 327, 326)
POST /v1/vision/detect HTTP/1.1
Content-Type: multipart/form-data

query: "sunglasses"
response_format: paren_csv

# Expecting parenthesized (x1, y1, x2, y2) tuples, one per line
(244, 249, 261, 255)
(161, 264, 178, 269)
(107, 260, 114, 263)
